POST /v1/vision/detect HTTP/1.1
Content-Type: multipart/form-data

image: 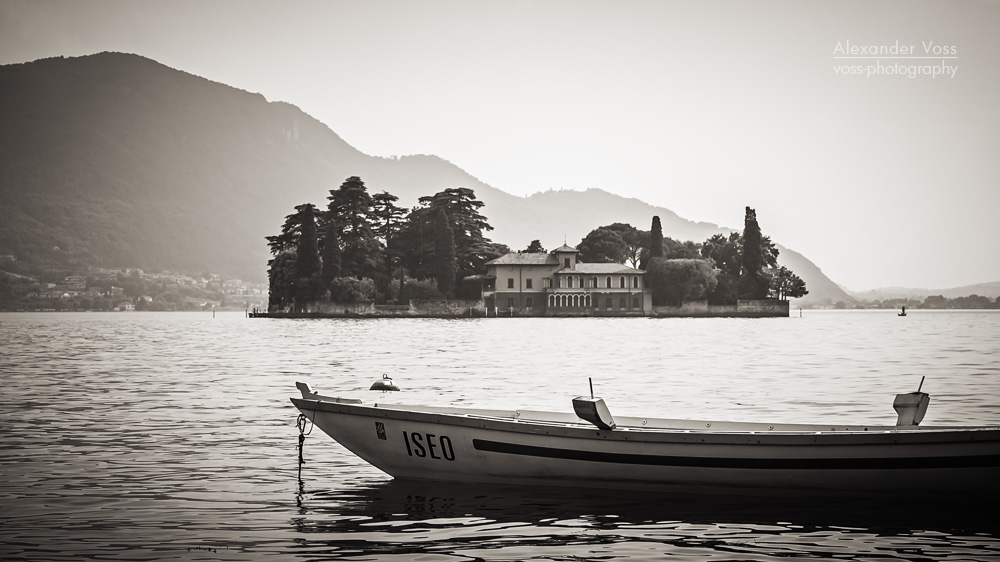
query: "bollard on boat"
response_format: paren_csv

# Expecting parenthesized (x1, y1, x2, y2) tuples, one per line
(370, 374, 400, 392)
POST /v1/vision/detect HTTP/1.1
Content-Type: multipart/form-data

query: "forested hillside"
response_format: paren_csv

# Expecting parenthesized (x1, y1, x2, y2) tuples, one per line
(0, 52, 850, 304)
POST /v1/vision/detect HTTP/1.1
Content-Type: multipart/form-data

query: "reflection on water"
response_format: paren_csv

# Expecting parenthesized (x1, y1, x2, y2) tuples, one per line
(1, 311, 999, 560)
(294, 479, 1000, 561)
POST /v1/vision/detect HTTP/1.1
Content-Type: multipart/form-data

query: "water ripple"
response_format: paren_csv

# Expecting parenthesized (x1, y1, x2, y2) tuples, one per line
(1, 310, 999, 560)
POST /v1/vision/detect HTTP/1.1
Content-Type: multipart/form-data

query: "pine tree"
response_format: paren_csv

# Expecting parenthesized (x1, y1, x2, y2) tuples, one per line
(327, 176, 379, 278)
(771, 265, 809, 300)
(396, 187, 506, 297)
(371, 191, 405, 243)
(320, 217, 342, 287)
(526, 239, 546, 253)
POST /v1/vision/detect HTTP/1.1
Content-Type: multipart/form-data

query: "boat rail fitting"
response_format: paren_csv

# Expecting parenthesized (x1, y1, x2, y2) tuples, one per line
(573, 396, 617, 430)
(893, 392, 930, 426)
(893, 377, 930, 427)
(296, 381, 314, 398)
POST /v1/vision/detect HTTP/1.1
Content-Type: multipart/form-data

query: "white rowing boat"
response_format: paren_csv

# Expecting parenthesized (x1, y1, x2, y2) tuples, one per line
(290, 381, 1000, 497)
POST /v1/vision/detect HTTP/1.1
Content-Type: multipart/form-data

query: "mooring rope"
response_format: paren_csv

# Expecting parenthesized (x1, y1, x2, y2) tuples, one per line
(296, 411, 314, 477)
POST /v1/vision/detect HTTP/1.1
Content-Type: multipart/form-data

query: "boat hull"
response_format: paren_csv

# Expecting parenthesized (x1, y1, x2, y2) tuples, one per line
(291, 397, 1000, 496)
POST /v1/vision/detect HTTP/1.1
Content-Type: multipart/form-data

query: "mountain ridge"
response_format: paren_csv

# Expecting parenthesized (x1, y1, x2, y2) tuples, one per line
(845, 282, 1000, 301)
(0, 52, 850, 304)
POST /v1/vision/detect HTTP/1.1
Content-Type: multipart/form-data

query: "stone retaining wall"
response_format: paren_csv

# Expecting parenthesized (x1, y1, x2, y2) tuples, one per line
(292, 299, 486, 317)
(256, 299, 788, 318)
(652, 299, 789, 318)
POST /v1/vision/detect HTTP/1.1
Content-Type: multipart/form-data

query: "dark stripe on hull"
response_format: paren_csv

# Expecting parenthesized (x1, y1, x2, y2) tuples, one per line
(472, 439, 1000, 469)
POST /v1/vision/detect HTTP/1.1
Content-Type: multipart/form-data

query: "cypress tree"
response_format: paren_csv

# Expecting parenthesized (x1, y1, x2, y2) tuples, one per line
(433, 208, 457, 297)
(738, 206, 769, 299)
(649, 216, 664, 259)
(295, 204, 321, 279)
(640, 216, 664, 270)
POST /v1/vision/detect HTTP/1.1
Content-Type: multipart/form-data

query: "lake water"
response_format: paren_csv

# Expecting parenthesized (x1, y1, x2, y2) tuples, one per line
(2, 310, 999, 561)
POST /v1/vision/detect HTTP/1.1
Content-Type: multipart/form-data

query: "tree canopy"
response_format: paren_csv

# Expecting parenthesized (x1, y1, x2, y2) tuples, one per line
(578, 228, 628, 263)
(771, 265, 809, 300)
(526, 239, 546, 253)
(646, 257, 718, 306)
(267, 180, 505, 309)
(266, 191, 809, 312)
(327, 176, 381, 279)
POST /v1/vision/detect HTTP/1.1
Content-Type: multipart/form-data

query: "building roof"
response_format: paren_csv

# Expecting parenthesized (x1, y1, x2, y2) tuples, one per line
(560, 263, 645, 275)
(552, 244, 579, 253)
(485, 252, 559, 266)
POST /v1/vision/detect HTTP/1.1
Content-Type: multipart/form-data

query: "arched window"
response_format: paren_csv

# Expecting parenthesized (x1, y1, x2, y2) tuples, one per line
(619, 276, 626, 288)
(549, 295, 555, 307)
(632, 276, 639, 288)
(606, 276, 612, 288)
(568, 276, 573, 289)
(573, 295, 580, 307)
(591, 277, 597, 288)
(585, 295, 591, 307)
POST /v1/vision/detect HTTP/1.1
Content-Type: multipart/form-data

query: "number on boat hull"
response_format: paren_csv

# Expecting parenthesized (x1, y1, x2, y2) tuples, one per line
(402, 431, 456, 461)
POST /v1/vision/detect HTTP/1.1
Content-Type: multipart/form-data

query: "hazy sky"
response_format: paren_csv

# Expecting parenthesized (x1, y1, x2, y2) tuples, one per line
(2, 0, 997, 290)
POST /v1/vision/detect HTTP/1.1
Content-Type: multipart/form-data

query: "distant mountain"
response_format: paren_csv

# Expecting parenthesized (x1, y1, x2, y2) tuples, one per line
(847, 282, 1000, 301)
(0, 52, 849, 305)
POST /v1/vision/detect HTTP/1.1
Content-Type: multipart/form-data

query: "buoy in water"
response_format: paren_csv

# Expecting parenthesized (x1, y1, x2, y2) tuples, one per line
(370, 374, 400, 392)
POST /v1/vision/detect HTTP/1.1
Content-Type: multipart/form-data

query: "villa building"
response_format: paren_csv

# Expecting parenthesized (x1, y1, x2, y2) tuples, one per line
(482, 244, 652, 316)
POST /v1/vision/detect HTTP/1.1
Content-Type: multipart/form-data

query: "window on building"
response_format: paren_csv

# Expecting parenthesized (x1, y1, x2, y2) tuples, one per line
(619, 276, 626, 288)
(620, 297, 626, 309)
(526, 297, 533, 309)
(606, 276, 612, 288)
(633, 276, 639, 288)
(591, 277, 597, 288)
(564, 258, 571, 268)
(507, 298, 515, 308)
(543, 278, 552, 288)
(606, 297, 613, 309)
(507, 278, 514, 289)
(526, 279, 533, 289)
(633, 297, 640, 309)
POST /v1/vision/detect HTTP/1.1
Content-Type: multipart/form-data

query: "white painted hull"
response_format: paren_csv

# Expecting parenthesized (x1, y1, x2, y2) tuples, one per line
(290, 395, 1000, 496)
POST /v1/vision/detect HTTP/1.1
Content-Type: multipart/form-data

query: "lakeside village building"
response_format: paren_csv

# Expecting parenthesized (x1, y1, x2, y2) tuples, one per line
(481, 244, 652, 316)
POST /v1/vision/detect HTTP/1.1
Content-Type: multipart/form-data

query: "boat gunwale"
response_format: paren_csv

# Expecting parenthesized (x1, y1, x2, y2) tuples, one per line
(290, 397, 1000, 447)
